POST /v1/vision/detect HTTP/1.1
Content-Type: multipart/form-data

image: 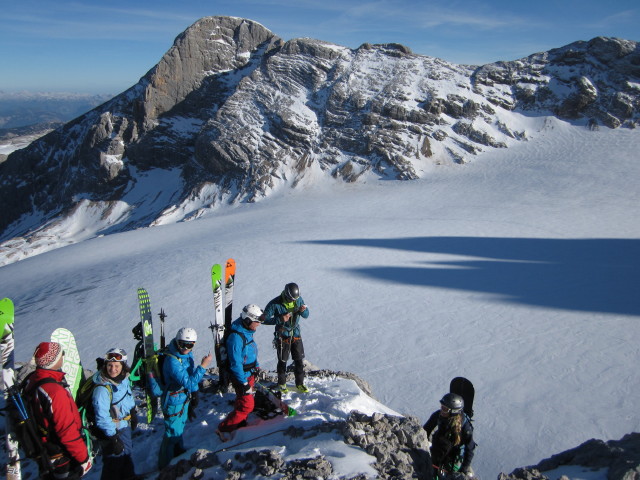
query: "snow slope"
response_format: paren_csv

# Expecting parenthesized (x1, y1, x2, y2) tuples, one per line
(0, 118, 638, 479)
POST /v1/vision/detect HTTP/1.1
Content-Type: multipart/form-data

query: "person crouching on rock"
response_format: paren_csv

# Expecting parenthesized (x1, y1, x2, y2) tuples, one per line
(423, 393, 476, 479)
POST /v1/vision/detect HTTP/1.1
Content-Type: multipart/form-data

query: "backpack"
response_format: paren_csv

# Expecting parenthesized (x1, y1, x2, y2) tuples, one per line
(146, 347, 181, 397)
(75, 375, 113, 439)
(6, 375, 61, 474)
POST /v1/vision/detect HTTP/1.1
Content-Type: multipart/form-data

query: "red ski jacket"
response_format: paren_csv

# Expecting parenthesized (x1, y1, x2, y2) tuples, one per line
(25, 368, 89, 464)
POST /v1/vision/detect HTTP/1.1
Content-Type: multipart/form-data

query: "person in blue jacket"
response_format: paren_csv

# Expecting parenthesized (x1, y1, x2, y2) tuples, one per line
(158, 328, 212, 469)
(263, 282, 310, 393)
(91, 348, 137, 480)
(216, 304, 263, 435)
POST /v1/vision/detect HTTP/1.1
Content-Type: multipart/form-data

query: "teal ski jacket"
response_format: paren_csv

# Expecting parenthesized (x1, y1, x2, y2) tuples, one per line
(263, 294, 309, 338)
(161, 339, 206, 410)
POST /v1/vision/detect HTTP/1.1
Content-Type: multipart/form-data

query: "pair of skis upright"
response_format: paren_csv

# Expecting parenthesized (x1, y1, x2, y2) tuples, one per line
(210, 259, 235, 390)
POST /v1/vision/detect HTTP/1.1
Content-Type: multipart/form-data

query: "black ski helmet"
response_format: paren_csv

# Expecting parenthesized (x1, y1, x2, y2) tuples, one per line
(283, 283, 300, 301)
(440, 393, 464, 415)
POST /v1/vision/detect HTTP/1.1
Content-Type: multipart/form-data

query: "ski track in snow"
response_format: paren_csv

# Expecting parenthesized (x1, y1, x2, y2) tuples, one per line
(0, 120, 639, 479)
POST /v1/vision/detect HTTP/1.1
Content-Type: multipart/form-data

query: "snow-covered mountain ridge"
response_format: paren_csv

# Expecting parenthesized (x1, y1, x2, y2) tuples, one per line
(0, 16, 638, 264)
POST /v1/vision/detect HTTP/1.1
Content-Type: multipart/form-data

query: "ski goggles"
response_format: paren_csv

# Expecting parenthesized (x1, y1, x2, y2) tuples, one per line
(177, 340, 195, 350)
(105, 348, 127, 362)
(440, 405, 462, 415)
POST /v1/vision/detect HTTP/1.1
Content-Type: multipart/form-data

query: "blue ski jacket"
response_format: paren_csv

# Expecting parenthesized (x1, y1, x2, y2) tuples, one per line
(91, 371, 136, 437)
(263, 294, 309, 338)
(161, 339, 206, 410)
(226, 318, 259, 384)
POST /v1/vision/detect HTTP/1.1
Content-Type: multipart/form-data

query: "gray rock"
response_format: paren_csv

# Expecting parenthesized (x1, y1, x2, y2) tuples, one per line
(499, 432, 640, 480)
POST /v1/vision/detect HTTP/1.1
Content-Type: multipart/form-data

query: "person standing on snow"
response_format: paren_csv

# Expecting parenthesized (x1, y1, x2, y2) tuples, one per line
(262, 283, 310, 393)
(423, 393, 476, 479)
(91, 348, 137, 480)
(216, 304, 263, 436)
(158, 328, 212, 469)
(25, 341, 93, 479)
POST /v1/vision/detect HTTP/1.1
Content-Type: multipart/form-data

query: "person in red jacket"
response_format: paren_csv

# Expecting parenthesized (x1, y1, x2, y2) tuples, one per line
(25, 342, 92, 479)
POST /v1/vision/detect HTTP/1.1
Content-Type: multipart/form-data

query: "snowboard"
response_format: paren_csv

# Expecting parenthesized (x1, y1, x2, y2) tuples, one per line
(1, 298, 21, 480)
(450, 376, 474, 419)
(50, 328, 84, 399)
(137, 288, 157, 422)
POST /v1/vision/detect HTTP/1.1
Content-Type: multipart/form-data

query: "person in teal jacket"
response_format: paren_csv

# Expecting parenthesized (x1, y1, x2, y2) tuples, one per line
(217, 304, 263, 435)
(158, 328, 212, 469)
(91, 348, 137, 480)
(262, 282, 310, 393)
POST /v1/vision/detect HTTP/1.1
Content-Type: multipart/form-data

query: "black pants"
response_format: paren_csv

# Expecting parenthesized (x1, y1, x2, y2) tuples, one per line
(275, 337, 305, 386)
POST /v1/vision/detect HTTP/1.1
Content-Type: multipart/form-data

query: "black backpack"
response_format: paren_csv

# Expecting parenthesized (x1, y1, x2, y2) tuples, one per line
(7, 376, 61, 474)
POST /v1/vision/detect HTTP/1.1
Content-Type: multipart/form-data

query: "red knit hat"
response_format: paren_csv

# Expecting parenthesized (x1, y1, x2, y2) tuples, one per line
(34, 342, 64, 369)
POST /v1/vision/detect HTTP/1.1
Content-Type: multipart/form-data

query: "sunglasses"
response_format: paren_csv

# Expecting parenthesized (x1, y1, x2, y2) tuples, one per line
(177, 340, 195, 350)
(105, 352, 125, 362)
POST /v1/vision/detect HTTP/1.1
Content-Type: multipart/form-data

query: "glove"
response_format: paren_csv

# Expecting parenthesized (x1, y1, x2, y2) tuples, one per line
(241, 382, 252, 396)
(79, 458, 92, 476)
(188, 391, 199, 421)
(129, 407, 138, 431)
(106, 434, 125, 456)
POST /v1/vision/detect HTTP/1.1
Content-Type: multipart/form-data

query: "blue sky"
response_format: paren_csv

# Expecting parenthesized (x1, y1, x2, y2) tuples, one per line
(1, 0, 638, 94)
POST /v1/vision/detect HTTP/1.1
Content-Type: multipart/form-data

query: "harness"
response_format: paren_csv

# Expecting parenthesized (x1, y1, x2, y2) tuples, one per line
(100, 383, 132, 422)
(275, 308, 301, 340)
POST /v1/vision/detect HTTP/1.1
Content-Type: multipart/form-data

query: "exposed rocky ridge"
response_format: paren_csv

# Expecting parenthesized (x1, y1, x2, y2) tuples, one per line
(498, 433, 640, 480)
(472, 37, 640, 128)
(157, 412, 432, 480)
(1, 15, 638, 248)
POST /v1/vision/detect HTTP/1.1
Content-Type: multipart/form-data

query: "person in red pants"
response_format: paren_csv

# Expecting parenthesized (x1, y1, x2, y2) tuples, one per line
(216, 304, 263, 438)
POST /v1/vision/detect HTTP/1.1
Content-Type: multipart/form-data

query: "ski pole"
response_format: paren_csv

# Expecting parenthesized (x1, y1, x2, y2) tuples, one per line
(158, 309, 167, 349)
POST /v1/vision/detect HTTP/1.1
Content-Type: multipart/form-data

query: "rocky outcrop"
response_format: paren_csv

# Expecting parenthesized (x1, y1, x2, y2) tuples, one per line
(472, 37, 640, 128)
(499, 433, 640, 480)
(1, 17, 638, 248)
(156, 412, 432, 480)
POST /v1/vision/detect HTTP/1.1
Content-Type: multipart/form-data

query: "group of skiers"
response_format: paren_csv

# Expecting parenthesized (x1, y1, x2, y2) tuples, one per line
(21, 282, 312, 479)
(21, 281, 476, 480)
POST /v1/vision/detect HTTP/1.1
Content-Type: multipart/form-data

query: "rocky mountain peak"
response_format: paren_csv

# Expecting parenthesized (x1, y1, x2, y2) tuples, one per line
(0, 17, 638, 258)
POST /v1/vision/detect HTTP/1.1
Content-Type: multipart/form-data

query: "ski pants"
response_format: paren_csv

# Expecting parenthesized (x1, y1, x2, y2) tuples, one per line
(158, 401, 189, 469)
(217, 375, 255, 433)
(276, 337, 305, 386)
(100, 426, 136, 480)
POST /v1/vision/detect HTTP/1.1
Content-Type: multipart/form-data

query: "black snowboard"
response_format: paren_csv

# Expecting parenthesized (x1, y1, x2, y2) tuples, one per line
(450, 376, 474, 418)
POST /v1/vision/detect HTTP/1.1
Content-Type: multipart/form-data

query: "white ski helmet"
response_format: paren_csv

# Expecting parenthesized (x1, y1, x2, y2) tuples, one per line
(241, 304, 263, 324)
(175, 327, 198, 343)
(105, 347, 127, 363)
